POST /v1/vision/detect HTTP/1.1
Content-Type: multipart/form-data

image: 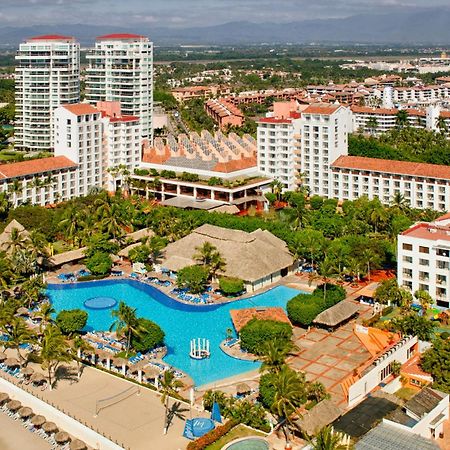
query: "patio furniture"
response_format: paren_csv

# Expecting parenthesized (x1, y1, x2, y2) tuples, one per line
(31, 415, 46, 427)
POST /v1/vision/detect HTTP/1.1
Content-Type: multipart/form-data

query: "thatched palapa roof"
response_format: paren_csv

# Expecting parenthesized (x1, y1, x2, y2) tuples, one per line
(49, 247, 87, 267)
(0, 220, 30, 253)
(295, 399, 343, 436)
(313, 301, 359, 327)
(162, 224, 294, 282)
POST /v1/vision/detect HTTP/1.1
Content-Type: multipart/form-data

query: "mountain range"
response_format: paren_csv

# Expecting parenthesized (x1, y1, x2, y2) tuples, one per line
(1, 8, 450, 47)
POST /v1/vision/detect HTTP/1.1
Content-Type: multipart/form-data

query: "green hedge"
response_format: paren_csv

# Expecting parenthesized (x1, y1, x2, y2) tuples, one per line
(77, 274, 108, 282)
(219, 277, 244, 296)
(287, 284, 345, 327)
(240, 319, 292, 355)
(187, 420, 237, 450)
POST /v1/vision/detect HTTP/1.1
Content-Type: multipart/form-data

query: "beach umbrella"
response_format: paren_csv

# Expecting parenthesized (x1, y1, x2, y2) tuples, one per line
(0, 393, 9, 404)
(42, 422, 58, 434)
(4, 358, 20, 367)
(21, 367, 34, 376)
(6, 400, 21, 411)
(16, 307, 30, 316)
(70, 439, 87, 450)
(55, 431, 70, 444)
(31, 415, 46, 427)
(211, 401, 222, 423)
(143, 367, 160, 379)
(236, 382, 251, 394)
(30, 372, 46, 384)
(112, 357, 128, 367)
(0, 352, 6, 361)
(18, 407, 33, 418)
(95, 349, 111, 360)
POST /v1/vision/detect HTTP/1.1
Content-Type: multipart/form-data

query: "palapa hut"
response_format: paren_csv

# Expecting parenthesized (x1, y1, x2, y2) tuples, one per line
(0, 220, 30, 254)
(294, 399, 343, 436)
(162, 224, 295, 292)
(313, 302, 360, 331)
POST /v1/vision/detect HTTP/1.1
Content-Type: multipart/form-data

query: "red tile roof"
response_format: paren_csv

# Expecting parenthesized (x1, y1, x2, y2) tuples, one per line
(0, 157, 77, 180)
(303, 104, 341, 115)
(62, 103, 98, 116)
(332, 155, 450, 180)
(96, 33, 146, 40)
(28, 35, 74, 41)
(109, 115, 139, 123)
(258, 117, 292, 124)
(401, 222, 450, 242)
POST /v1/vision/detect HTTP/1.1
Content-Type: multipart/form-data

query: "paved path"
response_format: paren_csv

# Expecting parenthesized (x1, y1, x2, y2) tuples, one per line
(0, 411, 51, 450)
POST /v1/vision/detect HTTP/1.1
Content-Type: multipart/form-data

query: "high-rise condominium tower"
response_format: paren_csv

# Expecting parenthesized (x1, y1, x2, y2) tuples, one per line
(15, 35, 80, 151)
(85, 33, 153, 144)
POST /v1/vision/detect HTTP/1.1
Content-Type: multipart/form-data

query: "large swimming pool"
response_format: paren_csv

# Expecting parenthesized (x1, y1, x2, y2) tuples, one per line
(47, 280, 301, 386)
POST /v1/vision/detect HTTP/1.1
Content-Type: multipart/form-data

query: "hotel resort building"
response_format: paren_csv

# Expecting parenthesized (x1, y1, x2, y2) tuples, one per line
(130, 130, 271, 212)
(15, 35, 80, 151)
(397, 213, 450, 308)
(257, 102, 450, 210)
(85, 33, 153, 144)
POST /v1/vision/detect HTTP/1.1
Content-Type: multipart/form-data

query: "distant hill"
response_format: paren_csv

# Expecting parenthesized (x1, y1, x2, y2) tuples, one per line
(1, 8, 450, 47)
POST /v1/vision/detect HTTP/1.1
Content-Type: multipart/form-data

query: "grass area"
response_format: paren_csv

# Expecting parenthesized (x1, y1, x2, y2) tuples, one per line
(395, 387, 418, 401)
(205, 424, 265, 450)
(52, 240, 72, 254)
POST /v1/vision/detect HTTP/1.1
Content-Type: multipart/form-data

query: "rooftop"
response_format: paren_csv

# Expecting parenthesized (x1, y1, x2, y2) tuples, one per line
(230, 307, 291, 333)
(0, 156, 77, 180)
(302, 104, 341, 115)
(332, 155, 450, 180)
(401, 221, 450, 243)
(313, 301, 359, 327)
(404, 387, 447, 418)
(96, 33, 146, 40)
(62, 103, 98, 116)
(355, 422, 440, 450)
(27, 35, 75, 41)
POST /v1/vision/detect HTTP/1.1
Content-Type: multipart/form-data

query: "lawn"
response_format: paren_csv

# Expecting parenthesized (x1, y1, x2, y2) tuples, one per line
(395, 387, 418, 401)
(205, 424, 265, 450)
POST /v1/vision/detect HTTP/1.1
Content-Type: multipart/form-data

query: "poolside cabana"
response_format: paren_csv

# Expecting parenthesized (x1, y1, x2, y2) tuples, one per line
(126, 227, 155, 243)
(356, 283, 379, 304)
(49, 247, 87, 268)
(0, 220, 30, 254)
(313, 302, 360, 331)
(294, 399, 342, 436)
(162, 224, 295, 292)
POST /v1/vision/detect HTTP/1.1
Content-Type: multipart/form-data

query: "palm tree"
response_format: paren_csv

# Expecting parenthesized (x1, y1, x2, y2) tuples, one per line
(95, 197, 127, 241)
(360, 248, 380, 282)
(33, 302, 55, 330)
(71, 336, 93, 379)
(369, 207, 389, 233)
(20, 275, 46, 309)
(365, 117, 378, 135)
(312, 258, 338, 301)
(194, 242, 226, 280)
(0, 192, 11, 219)
(260, 339, 296, 374)
(58, 205, 86, 246)
(436, 116, 448, 135)
(395, 110, 409, 129)
(2, 227, 30, 255)
(269, 180, 284, 202)
(0, 256, 12, 289)
(399, 288, 413, 314)
(7, 179, 22, 206)
(110, 301, 143, 355)
(414, 289, 434, 314)
(306, 425, 350, 450)
(160, 370, 184, 435)
(271, 366, 306, 445)
(40, 325, 72, 390)
(390, 192, 409, 212)
(2, 317, 34, 363)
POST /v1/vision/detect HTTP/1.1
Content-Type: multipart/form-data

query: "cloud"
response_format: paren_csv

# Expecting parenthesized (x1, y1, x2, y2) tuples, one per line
(0, 0, 448, 26)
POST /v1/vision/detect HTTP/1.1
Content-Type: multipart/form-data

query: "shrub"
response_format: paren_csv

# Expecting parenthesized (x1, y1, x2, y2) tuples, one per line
(180, 172, 199, 182)
(85, 251, 112, 276)
(313, 283, 346, 308)
(56, 309, 88, 335)
(160, 169, 176, 179)
(207, 176, 223, 186)
(287, 294, 325, 326)
(77, 274, 108, 282)
(383, 306, 394, 316)
(150, 168, 159, 176)
(259, 372, 277, 409)
(134, 168, 149, 176)
(131, 318, 165, 352)
(265, 192, 276, 204)
(240, 319, 292, 355)
(310, 195, 324, 210)
(186, 420, 237, 450)
(128, 244, 150, 264)
(177, 265, 209, 294)
(441, 332, 450, 340)
(219, 277, 244, 296)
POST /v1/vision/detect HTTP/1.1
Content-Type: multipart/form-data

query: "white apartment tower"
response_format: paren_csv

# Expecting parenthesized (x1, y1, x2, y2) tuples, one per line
(299, 105, 351, 197)
(85, 33, 153, 144)
(54, 103, 103, 197)
(15, 35, 80, 151)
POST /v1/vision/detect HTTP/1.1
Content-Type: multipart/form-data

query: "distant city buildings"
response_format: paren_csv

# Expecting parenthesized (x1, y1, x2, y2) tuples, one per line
(15, 35, 80, 152)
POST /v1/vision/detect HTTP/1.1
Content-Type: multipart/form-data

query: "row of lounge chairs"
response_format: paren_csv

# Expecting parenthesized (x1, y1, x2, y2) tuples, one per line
(170, 288, 213, 304)
(57, 269, 91, 283)
(146, 277, 172, 288)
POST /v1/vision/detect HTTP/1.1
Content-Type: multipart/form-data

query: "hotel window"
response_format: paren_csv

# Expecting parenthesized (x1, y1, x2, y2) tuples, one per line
(419, 258, 429, 266)
(419, 246, 429, 254)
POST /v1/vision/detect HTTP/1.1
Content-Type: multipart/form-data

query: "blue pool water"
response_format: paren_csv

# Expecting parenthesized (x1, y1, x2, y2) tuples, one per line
(47, 280, 301, 386)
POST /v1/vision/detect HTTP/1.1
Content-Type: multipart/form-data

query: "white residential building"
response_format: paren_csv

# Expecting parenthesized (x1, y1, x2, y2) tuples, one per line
(299, 104, 352, 197)
(96, 102, 141, 191)
(330, 156, 450, 211)
(15, 35, 80, 151)
(0, 156, 78, 206)
(54, 103, 103, 197)
(397, 213, 450, 308)
(85, 33, 153, 144)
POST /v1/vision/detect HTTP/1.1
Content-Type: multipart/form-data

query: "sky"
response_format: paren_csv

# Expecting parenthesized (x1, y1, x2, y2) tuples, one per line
(1, 0, 449, 27)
